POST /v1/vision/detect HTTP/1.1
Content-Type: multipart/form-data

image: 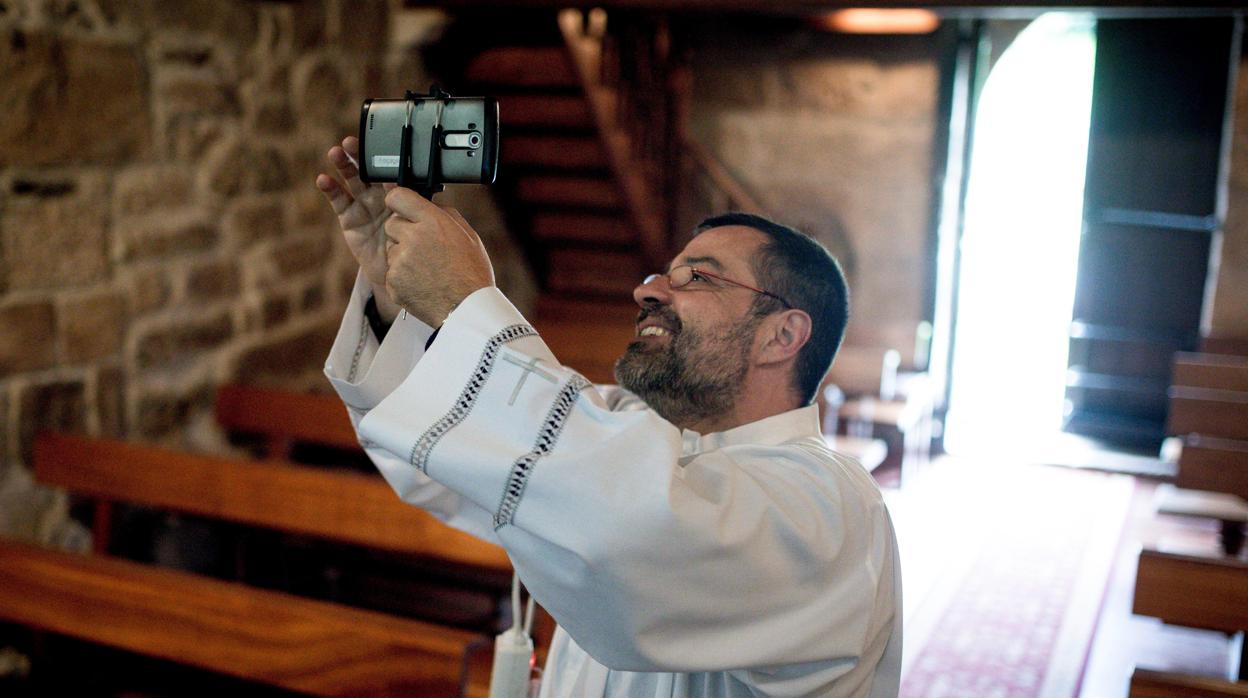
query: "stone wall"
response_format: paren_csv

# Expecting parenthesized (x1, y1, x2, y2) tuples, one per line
(0, 0, 534, 541)
(689, 23, 943, 365)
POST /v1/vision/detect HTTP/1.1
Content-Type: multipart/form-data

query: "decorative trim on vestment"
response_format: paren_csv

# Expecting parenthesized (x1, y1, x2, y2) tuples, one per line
(494, 374, 591, 529)
(347, 314, 371, 383)
(409, 323, 538, 473)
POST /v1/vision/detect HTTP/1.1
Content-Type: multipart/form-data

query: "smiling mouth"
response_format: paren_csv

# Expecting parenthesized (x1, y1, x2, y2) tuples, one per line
(639, 326, 672, 338)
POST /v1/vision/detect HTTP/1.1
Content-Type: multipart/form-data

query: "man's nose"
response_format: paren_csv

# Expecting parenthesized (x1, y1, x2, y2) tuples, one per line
(633, 274, 672, 308)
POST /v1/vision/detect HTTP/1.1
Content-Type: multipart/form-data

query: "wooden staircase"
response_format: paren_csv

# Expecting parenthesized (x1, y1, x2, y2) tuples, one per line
(438, 9, 767, 381)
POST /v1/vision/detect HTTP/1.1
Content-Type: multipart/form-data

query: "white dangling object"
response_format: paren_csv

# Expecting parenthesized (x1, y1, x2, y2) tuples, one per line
(489, 572, 536, 698)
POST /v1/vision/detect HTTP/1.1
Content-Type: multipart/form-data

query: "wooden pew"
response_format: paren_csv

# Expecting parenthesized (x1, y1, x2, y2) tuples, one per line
(216, 384, 359, 458)
(1159, 353, 1248, 555)
(1131, 353, 1248, 688)
(1133, 548, 1248, 634)
(1130, 667, 1248, 697)
(0, 432, 512, 695)
(1177, 435, 1248, 502)
(0, 538, 479, 697)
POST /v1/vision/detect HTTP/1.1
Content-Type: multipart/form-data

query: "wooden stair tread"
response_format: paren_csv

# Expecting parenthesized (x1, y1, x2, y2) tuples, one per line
(545, 247, 644, 296)
(497, 93, 593, 129)
(465, 46, 577, 88)
(515, 175, 623, 209)
(531, 212, 636, 245)
(502, 135, 609, 170)
(536, 295, 639, 324)
(0, 538, 478, 697)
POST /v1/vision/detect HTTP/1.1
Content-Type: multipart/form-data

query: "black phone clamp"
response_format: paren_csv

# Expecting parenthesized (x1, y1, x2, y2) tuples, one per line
(396, 85, 449, 200)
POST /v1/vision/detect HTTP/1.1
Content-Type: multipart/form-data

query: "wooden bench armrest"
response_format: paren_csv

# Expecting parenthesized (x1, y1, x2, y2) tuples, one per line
(34, 433, 511, 573)
(0, 538, 481, 697)
(1130, 667, 1248, 697)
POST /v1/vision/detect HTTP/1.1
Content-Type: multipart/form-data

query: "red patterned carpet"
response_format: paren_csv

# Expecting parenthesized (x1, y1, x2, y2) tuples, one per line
(885, 460, 1135, 698)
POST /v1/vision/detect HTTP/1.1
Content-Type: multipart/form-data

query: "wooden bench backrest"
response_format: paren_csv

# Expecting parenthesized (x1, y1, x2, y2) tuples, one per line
(1129, 668, 1248, 697)
(1172, 352, 1248, 392)
(34, 432, 510, 574)
(216, 384, 360, 454)
(1132, 547, 1248, 634)
(0, 538, 477, 697)
(1175, 435, 1248, 501)
(1167, 386, 1248, 441)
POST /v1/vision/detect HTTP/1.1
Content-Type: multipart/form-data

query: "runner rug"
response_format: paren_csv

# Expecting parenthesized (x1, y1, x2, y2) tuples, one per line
(891, 460, 1135, 698)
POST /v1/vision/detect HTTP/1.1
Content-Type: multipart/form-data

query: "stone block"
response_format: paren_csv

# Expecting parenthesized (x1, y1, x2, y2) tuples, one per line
(164, 115, 229, 162)
(127, 265, 173, 314)
(202, 137, 291, 198)
(17, 379, 87, 464)
(155, 73, 241, 119)
(115, 211, 217, 262)
(0, 301, 56, 377)
(223, 197, 286, 249)
(331, 0, 389, 55)
(288, 185, 334, 232)
(96, 365, 126, 438)
(3, 174, 110, 290)
(231, 322, 338, 387)
(114, 165, 194, 218)
(134, 382, 212, 438)
(271, 235, 329, 278)
(59, 289, 127, 363)
(0, 388, 8, 472)
(185, 257, 241, 302)
(300, 282, 326, 312)
(263, 294, 291, 328)
(292, 55, 352, 130)
(0, 30, 150, 167)
(251, 99, 296, 135)
(113, 0, 259, 47)
(134, 310, 233, 370)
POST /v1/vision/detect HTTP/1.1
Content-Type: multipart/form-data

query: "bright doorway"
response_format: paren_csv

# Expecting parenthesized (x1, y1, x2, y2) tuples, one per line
(942, 14, 1097, 455)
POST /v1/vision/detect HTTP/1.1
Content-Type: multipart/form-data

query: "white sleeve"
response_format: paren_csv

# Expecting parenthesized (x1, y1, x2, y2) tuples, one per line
(355, 286, 893, 676)
(323, 271, 498, 542)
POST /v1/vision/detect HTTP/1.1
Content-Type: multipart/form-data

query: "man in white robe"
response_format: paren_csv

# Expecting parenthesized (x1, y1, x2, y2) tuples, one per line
(316, 137, 901, 697)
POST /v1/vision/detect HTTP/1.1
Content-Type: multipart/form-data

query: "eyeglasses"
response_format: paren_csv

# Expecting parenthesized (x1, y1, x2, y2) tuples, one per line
(643, 265, 792, 309)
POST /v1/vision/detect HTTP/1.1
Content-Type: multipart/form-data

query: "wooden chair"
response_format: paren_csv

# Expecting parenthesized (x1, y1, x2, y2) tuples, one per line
(0, 432, 513, 696)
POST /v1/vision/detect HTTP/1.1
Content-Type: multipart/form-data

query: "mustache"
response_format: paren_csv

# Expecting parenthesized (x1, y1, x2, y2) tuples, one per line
(637, 305, 683, 333)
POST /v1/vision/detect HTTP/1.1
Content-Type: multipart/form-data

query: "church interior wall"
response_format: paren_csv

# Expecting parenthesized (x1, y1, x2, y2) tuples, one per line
(0, 0, 538, 541)
(688, 21, 943, 367)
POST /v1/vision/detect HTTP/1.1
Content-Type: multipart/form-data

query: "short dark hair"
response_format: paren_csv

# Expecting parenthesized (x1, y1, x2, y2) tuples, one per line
(695, 212, 850, 406)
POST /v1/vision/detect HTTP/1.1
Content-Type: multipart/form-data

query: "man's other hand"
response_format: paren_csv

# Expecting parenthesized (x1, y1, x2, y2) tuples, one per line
(316, 136, 401, 322)
(383, 187, 495, 328)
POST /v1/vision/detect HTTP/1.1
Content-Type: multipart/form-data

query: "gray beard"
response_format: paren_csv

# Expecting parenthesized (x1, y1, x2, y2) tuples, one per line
(614, 312, 758, 427)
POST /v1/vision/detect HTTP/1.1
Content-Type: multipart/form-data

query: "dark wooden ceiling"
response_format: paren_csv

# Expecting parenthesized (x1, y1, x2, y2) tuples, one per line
(407, 1, 1244, 18)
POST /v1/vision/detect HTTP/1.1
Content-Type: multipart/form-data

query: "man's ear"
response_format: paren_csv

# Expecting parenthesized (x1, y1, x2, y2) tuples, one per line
(756, 309, 812, 366)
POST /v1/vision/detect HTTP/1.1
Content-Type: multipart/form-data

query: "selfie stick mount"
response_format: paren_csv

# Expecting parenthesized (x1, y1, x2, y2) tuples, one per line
(397, 85, 448, 200)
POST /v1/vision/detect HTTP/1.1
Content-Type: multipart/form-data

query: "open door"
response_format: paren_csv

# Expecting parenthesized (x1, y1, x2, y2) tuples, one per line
(1064, 17, 1240, 449)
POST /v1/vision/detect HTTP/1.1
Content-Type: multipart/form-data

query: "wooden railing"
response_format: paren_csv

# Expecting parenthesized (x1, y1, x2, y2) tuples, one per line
(558, 8, 770, 259)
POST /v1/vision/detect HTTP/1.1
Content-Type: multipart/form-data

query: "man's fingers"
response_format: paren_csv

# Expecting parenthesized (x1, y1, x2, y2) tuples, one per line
(329, 141, 368, 199)
(384, 186, 439, 220)
(315, 173, 353, 215)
